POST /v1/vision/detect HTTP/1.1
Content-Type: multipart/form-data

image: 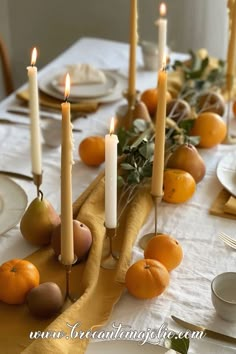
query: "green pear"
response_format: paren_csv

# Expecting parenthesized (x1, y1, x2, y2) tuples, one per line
(166, 143, 206, 183)
(20, 196, 61, 246)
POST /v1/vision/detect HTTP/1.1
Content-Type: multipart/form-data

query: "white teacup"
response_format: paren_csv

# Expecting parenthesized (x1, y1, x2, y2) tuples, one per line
(141, 41, 159, 71)
(211, 272, 236, 322)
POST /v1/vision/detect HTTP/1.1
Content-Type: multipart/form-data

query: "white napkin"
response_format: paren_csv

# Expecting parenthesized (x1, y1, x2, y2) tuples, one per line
(60, 63, 106, 85)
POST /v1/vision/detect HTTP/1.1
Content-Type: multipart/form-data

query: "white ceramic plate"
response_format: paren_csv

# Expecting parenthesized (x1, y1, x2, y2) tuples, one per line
(51, 72, 117, 98)
(85, 340, 169, 354)
(216, 151, 236, 197)
(39, 69, 126, 104)
(0, 175, 28, 235)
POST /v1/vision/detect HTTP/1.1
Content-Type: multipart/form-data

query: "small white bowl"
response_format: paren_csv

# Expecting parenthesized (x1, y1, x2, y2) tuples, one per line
(211, 272, 236, 322)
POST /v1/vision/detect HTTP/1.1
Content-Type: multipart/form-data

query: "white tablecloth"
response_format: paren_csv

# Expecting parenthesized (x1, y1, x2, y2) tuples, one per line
(0, 37, 235, 354)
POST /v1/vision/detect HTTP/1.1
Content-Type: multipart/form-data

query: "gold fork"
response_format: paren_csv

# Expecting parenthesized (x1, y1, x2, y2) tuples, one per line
(219, 232, 236, 250)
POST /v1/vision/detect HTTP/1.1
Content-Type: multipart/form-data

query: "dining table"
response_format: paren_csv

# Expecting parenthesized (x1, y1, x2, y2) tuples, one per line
(0, 37, 236, 354)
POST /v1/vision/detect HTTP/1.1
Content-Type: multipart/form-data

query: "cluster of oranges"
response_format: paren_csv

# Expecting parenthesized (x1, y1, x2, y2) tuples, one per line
(125, 234, 183, 299)
(141, 87, 227, 149)
(140, 86, 229, 204)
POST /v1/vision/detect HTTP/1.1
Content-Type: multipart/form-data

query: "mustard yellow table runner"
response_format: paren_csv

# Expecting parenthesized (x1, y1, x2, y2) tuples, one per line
(0, 172, 152, 354)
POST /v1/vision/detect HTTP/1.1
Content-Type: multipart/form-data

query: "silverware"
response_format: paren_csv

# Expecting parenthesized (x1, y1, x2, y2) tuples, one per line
(219, 232, 236, 250)
(171, 315, 236, 345)
(7, 106, 61, 119)
(0, 119, 28, 126)
(0, 118, 82, 132)
(7, 107, 87, 121)
(0, 171, 33, 181)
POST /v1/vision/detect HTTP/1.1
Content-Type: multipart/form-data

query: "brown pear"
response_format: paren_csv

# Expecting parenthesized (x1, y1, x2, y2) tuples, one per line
(133, 101, 152, 123)
(166, 143, 206, 183)
(20, 196, 61, 246)
(27, 282, 63, 318)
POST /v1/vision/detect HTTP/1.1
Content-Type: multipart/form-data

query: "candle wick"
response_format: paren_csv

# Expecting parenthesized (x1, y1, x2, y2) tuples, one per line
(64, 96, 68, 103)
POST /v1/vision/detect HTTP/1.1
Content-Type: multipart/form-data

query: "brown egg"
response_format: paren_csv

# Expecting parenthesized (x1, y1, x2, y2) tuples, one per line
(166, 99, 191, 121)
(27, 282, 63, 318)
(196, 91, 225, 116)
(51, 220, 92, 261)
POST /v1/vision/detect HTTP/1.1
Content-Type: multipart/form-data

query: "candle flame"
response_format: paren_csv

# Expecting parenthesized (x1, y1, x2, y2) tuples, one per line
(31, 47, 37, 66)
(160, 2, 167, 16)
(65, 73, 70, 99)
(109, 117, 115, 135)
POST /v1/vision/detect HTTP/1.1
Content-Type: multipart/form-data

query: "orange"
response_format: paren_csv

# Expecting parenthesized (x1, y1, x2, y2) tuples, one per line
(125, 259, 169, 299)
(0, 259, 40, 304)
(190, 112, 226, 148)
(79, 136, 105, 167)
(163, 169, 196, 203)
(233, 101, 236, 117)
(141, 87, 172, 117)
(144, 234, 183, 271)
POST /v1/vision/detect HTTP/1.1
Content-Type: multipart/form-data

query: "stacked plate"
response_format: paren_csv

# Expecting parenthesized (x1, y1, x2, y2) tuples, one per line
(0, 175, 28, 235)
(217, 151, 236, 197)
(38, 65, 127, 104)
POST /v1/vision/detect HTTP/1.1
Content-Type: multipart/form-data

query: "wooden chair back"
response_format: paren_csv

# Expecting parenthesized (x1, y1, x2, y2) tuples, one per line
(0, 37, 14, 96)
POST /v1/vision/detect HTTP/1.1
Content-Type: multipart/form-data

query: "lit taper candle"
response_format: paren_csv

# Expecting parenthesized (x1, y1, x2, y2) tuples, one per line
(60, 73, 74, 265)
(156, 3, 167, 71)
(105, 118, 119, 228)
(151, 57, 167, 197)
(27, 47, 42, 175)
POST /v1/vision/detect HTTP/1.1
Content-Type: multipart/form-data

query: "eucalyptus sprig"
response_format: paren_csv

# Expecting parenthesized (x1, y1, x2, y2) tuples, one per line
(173, 49, 226, 93)
(117, 116, 198, 188)
(165, 335, 190, 354)
(117, 119, 150, 156)
(117, 119, 154, 187)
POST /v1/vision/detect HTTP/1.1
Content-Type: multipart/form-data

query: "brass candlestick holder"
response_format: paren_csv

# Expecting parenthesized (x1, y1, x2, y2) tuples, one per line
(101, 226, 119, 270)
(139, 194, 163, 250)
(123, 90, 138, 130)
(223, 75, 236, 144)
(115, 89, 151, 131)
(32, 172, 43, 197)
(59, 255, 78, 308)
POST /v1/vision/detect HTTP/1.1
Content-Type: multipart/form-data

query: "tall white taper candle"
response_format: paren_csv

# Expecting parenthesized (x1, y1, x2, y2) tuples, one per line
(157, 3, 167, 71)
(105, 118, 119, 228)
(27, 47, 42, 175)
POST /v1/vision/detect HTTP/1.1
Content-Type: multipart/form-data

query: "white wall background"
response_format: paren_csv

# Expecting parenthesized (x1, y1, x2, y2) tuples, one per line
(0, 0, 229, 99)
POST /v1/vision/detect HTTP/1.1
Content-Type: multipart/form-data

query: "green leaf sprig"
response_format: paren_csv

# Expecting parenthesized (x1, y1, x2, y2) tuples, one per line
(165, 335, 190, 354)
